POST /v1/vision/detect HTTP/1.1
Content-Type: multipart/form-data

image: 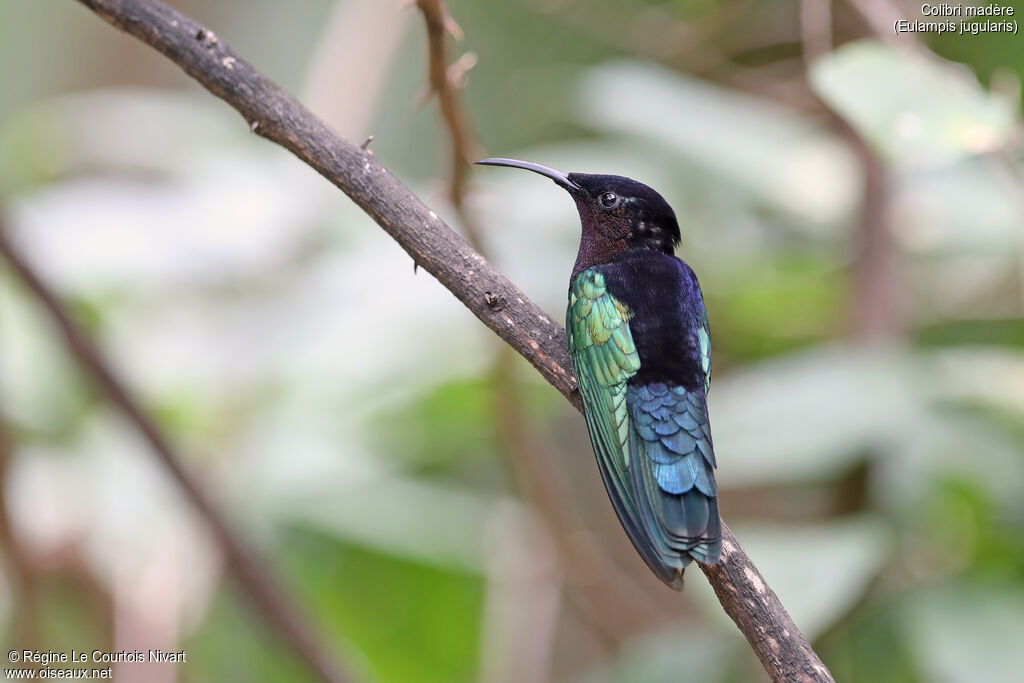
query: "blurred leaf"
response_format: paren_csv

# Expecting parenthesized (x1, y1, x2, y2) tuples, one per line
(0, 274, 93, 439)
(921, 477, 1024, 580)
(283, 527, 484, 683)
(0, 91, 250, 186)
(927, 0, 1024, 114)
(707, 252, 845, 362)
(873, 407, 1024, 526)
(917, 317, 1024, 349)
(819, 597, 922, 683)
(272, 469, 504, 574)
(189, 528, 485, 683)
(810, 41, 1016, 167)
(710, 346, 919, 487)
(579, 60, 858, 227)
(0, 104, 67, 191)
(371, 378, 499, 473)
(891, 157, 1020, 255)
(580, 624, 733, 683)
(906, 583, 1024, 683)
(3, 92, 332, 295)
(952, 401, 1024, 450)
(187, 591, 314, 683)
(926, 348, 1024, 417)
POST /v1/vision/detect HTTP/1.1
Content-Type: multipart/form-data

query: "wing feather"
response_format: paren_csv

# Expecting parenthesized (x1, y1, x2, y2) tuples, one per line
(568, 269, 722, 588)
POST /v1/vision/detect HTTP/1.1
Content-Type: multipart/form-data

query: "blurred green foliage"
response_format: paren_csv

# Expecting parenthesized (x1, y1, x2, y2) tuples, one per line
(371, 379, 501, 474)
(1, 1, 1023, 682)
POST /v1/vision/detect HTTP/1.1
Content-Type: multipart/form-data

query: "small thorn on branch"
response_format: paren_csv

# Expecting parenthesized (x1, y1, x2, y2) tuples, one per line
(360, 135, 375, 151)
(443, 14, 464, 40)
(447, 52, 477, 89)
(485, 291, 506, 311)
(414, 86, 434, 109)
(195, 27, 217, 47)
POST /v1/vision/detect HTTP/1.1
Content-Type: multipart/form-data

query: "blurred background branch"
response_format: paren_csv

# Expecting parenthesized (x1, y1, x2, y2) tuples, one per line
(0, 218, 350, 683)
(414, 0, 485, 251)
(0, 411, 44, 656)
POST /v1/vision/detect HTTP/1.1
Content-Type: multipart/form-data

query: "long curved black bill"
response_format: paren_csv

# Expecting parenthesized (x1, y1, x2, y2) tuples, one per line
(475, 157, 581, 191)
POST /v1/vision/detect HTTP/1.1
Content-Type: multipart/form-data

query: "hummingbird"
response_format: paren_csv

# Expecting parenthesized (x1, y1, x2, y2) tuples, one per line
(477, 158, 721, 588)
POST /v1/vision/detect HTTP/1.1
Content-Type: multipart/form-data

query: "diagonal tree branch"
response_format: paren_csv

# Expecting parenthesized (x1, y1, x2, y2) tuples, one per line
(65, 1, 832, 680)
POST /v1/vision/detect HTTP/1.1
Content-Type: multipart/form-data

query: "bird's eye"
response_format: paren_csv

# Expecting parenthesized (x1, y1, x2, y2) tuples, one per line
(600, 192, 618, 208)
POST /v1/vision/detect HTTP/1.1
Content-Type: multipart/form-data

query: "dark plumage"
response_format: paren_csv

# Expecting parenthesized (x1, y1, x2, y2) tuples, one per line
(477, 158, 722, 588)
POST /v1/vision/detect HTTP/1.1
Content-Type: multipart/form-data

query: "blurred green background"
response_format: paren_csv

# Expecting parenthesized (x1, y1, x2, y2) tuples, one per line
(2, 0, 1023, 681)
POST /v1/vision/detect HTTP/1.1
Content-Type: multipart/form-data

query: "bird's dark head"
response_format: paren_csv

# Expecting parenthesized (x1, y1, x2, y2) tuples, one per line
(477, 158, 680, 276)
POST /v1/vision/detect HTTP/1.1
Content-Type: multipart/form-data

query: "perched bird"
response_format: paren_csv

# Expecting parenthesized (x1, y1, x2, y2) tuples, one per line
(477, 158, 721, 588)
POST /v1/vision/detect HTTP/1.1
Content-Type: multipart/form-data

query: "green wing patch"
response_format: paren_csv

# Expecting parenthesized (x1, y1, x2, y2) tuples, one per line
(698, 305, 711, 394)
(568, 269, 641, 461)
(569, 269, 686, 581)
